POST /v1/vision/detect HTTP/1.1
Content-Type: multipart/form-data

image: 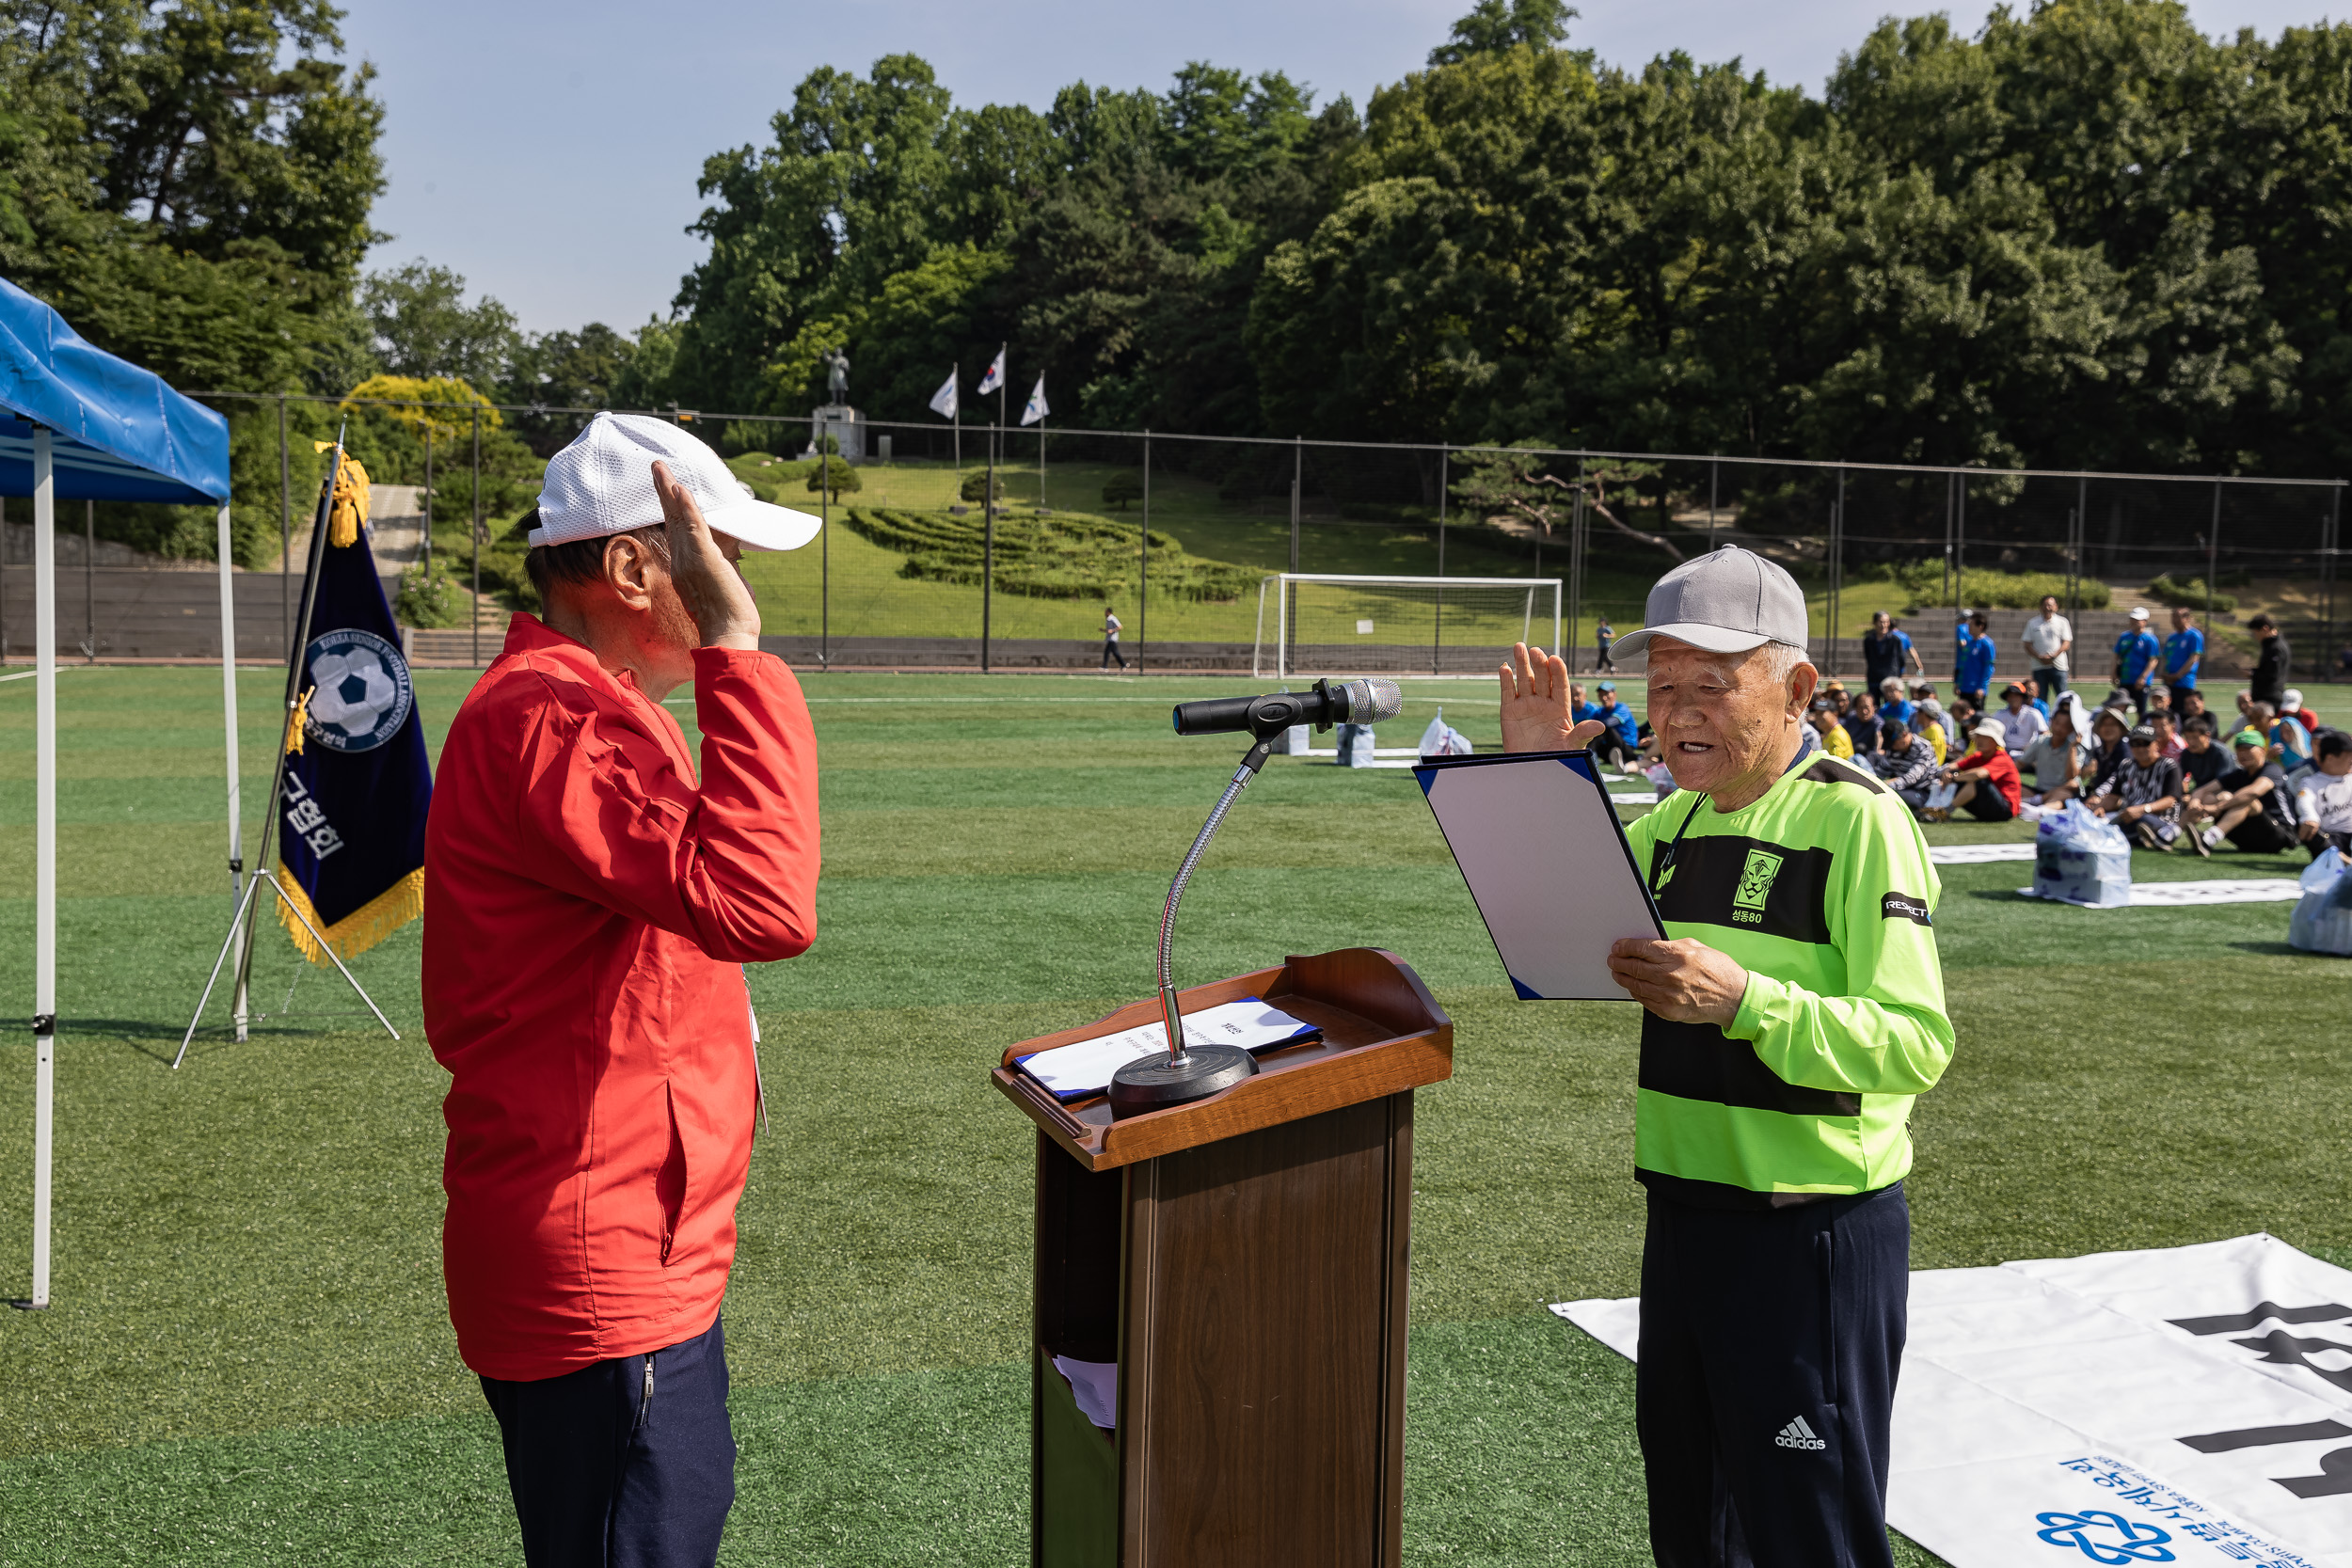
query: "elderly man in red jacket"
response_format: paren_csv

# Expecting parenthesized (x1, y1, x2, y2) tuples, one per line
(424, 412, 823, 1568)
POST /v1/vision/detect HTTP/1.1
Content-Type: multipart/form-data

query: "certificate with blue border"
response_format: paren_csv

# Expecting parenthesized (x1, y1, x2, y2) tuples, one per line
(1414, 749, 1666, 1001)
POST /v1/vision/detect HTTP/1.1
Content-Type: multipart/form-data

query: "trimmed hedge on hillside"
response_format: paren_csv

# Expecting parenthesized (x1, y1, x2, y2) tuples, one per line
(839, 508, 1259, 602)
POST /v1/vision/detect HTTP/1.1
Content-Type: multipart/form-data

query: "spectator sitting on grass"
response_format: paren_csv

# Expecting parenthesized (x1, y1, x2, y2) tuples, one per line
(1843, 689, 1881, 755)
(1923, 719, 2023, 824)
(2089, 723, 2186, 851)
(2148, 709, 2183, 761)
(1871, 715, 1940, 810)
(1878, 677, 1913, 725)
(2178, 717, 2233, 796)
(1947, 696, 1980, 748)
(1995, 683, 2048, 756)
(2185, 728, 2299, 857)
(1569, 682, 1593, 724)
(2283, 690, 2319, 735)
(2175, 688, 2214, 736)
(2294, 731, 2352, 858)
(2084, 705, 2134, 798)
(1589, 680, 1640, 770)
(2019, 675, 2051, 719)
(1807, 696, 1853, 758)
(2017, 701, 2088, 807)
(1909, 684, 1949, 762)
(2274, 694, 2316, 769)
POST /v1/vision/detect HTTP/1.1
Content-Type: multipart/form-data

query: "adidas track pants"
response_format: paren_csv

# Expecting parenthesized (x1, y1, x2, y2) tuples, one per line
(1634, 1181, 1908, 1568)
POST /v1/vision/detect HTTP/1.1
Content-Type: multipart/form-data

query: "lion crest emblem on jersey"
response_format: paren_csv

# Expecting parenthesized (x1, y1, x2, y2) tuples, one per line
(1733, 847, 1785, 912)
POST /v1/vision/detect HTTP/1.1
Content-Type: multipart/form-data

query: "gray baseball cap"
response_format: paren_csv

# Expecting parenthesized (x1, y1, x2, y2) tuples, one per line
(1609, 546, 1809, 661)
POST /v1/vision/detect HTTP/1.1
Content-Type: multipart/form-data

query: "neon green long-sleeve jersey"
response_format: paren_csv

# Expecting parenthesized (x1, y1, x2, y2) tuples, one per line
(1620, 752, 1954, 1208)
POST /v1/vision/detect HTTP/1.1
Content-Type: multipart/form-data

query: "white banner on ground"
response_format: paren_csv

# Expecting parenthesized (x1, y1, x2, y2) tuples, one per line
(1930, 842, 2041, 863)
(1556, 1234, 2352, 1566)
(2016, 878, 2304, 907)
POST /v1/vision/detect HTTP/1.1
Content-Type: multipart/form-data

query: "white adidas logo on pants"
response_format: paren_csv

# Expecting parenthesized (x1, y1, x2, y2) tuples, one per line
(1774, 1415, 1827, 1451)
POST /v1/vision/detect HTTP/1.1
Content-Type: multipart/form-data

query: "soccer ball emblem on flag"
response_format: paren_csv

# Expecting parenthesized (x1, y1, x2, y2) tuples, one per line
(302, 628, 415, 752)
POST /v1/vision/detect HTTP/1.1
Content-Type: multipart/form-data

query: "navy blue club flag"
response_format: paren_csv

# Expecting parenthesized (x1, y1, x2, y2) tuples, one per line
(277, 468, 433, 963)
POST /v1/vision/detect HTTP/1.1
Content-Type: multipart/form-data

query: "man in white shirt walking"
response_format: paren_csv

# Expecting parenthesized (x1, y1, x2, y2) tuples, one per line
(1101, 606, 1128, 671)
(2021, 594, 2073, 702)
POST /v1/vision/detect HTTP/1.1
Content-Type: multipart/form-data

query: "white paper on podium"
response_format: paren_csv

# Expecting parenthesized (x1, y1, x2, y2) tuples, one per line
(1014, 996, 1320, 1101)
(1415, 750, 1664, 1001)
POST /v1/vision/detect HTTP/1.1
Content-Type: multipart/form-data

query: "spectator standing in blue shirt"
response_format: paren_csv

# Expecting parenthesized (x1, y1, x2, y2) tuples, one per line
(1955, 610, 1997, 708)
(2113, 607, 2163, 721)
(1953, 614, 1976, 687)
(2162, 607, 2203, 708)
(1594, 617, 1617, 673)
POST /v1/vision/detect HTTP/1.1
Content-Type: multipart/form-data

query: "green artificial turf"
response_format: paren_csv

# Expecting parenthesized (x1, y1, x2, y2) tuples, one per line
(2, 668, 2345, 1566)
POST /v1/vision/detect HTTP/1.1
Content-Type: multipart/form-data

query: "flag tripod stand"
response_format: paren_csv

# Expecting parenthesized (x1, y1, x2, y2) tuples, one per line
(174, 432, 399, 1067)
(174, 867, 399, 1068)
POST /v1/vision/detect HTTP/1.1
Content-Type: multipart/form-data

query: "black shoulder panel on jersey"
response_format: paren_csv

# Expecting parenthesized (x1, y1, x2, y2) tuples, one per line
(1800, 756, 1886, 793)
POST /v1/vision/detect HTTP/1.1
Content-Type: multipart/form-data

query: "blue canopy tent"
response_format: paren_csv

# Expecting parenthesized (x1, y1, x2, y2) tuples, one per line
(0, 277, 234, 1309)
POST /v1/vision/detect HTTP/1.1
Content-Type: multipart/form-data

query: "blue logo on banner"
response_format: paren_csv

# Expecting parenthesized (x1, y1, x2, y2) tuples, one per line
(302, 627, 415, 753)
(2035, 1510, 2175, 1563)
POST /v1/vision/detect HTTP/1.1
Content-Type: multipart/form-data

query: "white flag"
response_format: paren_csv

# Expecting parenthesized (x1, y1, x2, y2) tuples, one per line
(929, 369, 958, 420)
(977, 346, 1006, 395)
(1020, 375, 1049, 427)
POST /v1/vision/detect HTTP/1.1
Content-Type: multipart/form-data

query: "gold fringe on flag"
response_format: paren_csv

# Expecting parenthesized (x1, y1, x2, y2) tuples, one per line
(285, 685, 313, 755)
(311, 443, 373, 546)
(277, 865, 425, 967)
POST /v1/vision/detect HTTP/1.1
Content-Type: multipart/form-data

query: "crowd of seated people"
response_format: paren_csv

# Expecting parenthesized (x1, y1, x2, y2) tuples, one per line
(1785, 645, 2342, 858)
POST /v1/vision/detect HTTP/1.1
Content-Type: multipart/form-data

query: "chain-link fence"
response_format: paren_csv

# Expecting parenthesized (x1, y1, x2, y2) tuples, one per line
(2, 395, 2343, 692)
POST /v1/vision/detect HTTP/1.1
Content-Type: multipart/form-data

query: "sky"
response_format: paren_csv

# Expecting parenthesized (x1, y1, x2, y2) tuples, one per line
(337, 0, 2339, 336)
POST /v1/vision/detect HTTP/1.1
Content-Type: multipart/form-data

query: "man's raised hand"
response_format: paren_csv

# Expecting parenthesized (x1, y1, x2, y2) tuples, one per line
(652, 460, 761, 650)
(1499, 642, 1605, 753)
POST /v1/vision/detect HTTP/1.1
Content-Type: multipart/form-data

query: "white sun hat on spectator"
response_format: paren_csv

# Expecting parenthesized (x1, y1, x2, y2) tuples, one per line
(2281, 689, 2304, 714)
(531, 411, 822, 552)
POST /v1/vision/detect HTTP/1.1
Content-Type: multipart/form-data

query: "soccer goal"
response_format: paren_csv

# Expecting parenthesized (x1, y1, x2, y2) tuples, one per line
(1252, 574, 1565, 679)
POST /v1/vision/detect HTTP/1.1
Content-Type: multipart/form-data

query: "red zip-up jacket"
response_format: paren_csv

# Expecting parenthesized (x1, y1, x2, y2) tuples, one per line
(423, 614, 818, 1381)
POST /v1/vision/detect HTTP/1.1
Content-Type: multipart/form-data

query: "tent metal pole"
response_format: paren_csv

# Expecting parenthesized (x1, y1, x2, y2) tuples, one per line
(83, 499, 93, 660)
(26, 426, 56, 1309)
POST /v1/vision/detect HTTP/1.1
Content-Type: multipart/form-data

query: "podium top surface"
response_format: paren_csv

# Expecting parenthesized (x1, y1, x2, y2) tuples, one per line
(993, 948, 1454, 1171)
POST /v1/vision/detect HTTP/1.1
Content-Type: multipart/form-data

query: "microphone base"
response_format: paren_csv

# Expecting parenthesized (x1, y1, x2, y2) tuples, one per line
(1106, 1044, 1259, 1119)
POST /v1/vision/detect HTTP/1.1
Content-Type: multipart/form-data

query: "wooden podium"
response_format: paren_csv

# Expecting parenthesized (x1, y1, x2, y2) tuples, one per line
(992, 948, 1454, 1568)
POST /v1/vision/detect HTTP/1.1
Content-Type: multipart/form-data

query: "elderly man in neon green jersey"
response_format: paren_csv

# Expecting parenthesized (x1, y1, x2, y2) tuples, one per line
(1500, 546, 1953, 1568)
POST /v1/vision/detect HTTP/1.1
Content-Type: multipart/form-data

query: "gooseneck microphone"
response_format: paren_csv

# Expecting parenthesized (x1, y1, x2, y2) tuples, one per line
(1110, 676, 1410, 1119)
(1171, 677, 1405, 740)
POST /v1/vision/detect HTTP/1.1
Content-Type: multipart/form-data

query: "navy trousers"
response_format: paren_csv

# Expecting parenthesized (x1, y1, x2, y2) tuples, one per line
(478, 1314, 737, 1568)
(1636, 1183, 1908, 1568)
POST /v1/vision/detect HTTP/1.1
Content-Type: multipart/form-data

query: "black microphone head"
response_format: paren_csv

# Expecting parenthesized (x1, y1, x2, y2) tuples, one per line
(1340, 678, 1404, 724)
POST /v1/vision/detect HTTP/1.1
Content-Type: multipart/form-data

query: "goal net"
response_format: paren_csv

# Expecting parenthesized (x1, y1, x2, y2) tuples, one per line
(1252, 574, 1564, 679)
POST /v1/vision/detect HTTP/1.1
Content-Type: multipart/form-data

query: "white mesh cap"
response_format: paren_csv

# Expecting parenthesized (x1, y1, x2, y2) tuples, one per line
(531, 412, 822, 552)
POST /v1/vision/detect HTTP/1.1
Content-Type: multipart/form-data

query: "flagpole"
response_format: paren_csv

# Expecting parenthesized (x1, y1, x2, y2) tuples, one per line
(983, 409, 995, 675)
(180, 425, 397, 1066)
(226, 427, 345, 1044)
